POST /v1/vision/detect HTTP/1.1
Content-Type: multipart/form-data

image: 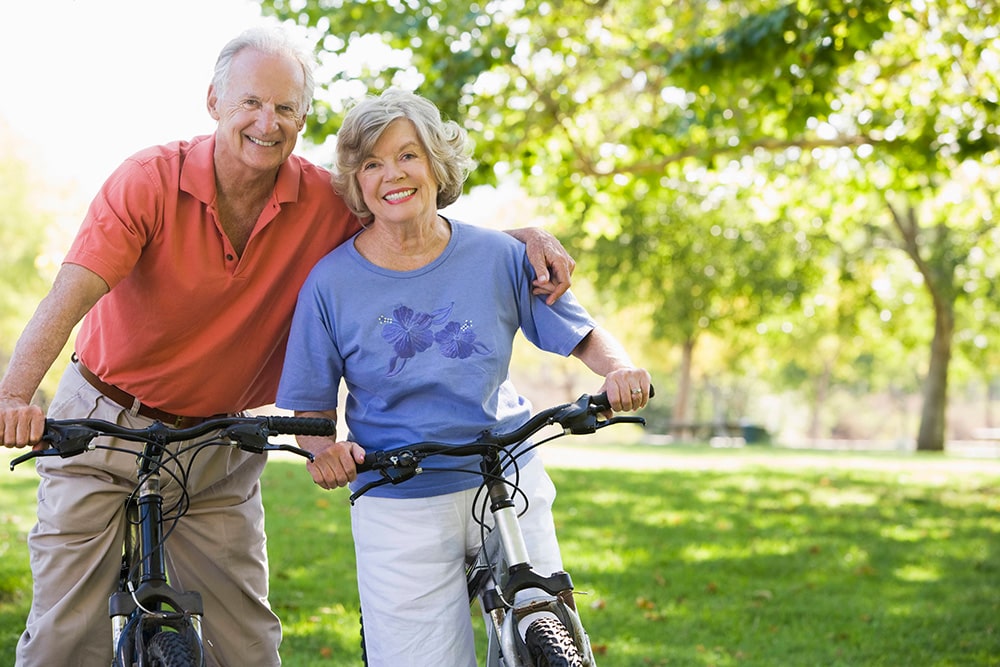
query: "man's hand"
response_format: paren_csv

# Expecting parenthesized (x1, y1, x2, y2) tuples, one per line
(506, 227, 576, 305)
(0, 397, 45, 448)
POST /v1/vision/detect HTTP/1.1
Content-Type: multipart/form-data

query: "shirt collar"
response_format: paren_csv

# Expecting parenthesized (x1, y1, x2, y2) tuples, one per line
(180, 134, 303, 206)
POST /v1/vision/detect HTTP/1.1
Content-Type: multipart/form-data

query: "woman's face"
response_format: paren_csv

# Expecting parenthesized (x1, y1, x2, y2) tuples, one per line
(357, 118, 439, 226)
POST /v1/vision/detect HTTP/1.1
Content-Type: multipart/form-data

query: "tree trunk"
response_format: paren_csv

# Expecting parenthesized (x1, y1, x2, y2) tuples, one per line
(916, 299, 954, 452)
(808, 363, 831, 443)
(886, 201, 959, 454)
(673, 337, 695, 425)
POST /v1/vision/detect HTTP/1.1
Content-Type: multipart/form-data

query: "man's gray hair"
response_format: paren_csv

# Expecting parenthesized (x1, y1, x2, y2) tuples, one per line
(212, 27, 316, 114)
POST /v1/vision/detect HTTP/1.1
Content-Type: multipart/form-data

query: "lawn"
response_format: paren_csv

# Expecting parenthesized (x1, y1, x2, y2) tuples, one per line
(2, 444, 998, 666)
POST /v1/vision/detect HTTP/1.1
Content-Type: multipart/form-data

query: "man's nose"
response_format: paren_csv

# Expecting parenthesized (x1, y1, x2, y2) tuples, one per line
(255, 105, 279, 132)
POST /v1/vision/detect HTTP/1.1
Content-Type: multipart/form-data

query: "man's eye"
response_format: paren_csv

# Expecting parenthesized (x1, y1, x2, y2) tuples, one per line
(241, 99, 261, 109)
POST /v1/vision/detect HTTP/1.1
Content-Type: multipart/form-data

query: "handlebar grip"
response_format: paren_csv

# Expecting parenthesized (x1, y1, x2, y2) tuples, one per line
(589, 384, 655, 411)
(266, 417, 336, 436)
(590, 393, 611, 411)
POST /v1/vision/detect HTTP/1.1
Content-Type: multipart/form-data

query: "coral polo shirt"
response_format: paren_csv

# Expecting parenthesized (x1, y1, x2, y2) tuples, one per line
(66, 134, 360, 416)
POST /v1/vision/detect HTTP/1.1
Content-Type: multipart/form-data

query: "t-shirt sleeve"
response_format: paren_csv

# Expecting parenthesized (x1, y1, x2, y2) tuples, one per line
(515, 251, 595, 356)
(276, 269, 344, 412)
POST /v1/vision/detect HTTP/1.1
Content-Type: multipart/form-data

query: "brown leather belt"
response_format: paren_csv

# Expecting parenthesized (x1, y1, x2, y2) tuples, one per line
(74, 358, 221, 429)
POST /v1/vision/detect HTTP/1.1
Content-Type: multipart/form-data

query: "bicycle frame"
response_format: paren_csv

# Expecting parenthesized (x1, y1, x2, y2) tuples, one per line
(11, 415, 329, 667)
(468, 448, 596, 667)
(353, 391, 651, 666)
(110, 438, 206, 666)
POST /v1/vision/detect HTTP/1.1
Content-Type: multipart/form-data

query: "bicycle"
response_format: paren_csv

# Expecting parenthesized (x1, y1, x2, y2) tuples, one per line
(351, 390, 651, 667)
(10, 414, 333, 667)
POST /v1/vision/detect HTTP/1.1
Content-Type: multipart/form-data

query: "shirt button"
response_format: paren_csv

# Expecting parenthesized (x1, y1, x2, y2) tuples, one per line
(226, 254, 234, 261)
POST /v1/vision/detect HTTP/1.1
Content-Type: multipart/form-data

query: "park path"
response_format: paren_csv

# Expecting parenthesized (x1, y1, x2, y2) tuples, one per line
(538, 441, 1000, 480)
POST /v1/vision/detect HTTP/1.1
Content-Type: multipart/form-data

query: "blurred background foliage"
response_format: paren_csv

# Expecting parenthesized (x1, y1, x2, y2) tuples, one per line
(3, 0, 999, 452)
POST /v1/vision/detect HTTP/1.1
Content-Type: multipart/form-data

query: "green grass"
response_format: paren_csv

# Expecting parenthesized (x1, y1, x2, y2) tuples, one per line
(2, 445, 999, 666)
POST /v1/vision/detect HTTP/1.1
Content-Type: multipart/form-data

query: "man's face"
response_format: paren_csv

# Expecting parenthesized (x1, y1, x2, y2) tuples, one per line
(208, 48, 307, 176)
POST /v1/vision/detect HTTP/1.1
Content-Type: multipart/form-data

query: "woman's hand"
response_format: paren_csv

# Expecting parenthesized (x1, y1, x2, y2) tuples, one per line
(302, 437, 367, 490)
(601, 367, 653, 413)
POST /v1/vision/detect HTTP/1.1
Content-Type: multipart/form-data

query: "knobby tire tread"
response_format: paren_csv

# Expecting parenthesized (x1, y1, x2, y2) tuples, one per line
(147, 631, 198, 667)
(524, 615, 585, 667)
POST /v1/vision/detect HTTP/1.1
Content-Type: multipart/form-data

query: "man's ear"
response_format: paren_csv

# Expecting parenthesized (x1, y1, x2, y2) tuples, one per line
(207, 84, 221, 121)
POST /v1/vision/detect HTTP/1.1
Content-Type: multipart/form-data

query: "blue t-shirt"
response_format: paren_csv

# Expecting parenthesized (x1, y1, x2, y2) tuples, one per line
(276, 219, 595, 498)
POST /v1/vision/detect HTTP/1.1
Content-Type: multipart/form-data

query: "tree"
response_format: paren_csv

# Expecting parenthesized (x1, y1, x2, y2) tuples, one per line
(0, 123, 51, 366)
(262, 0, 1000, 450)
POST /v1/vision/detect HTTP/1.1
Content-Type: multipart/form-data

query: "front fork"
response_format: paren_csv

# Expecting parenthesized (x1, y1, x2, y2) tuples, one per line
(476, 453, 596, 666)
(110, 464, 205, 664)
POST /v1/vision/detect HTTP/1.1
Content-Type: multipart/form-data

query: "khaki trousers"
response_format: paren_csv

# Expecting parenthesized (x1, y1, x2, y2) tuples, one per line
(15, 363, 281, 667)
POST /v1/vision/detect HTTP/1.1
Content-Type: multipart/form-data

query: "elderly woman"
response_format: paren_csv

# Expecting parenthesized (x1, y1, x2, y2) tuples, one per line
(276, 88, 651, 666)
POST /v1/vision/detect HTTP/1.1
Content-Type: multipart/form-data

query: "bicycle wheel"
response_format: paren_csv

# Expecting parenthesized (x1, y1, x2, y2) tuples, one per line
(524, 616, 584, 667)
(147, 631, 198, 667)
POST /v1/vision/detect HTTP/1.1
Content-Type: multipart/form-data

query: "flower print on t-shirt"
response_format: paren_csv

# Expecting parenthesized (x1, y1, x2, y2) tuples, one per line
(379, 303, 491, 377)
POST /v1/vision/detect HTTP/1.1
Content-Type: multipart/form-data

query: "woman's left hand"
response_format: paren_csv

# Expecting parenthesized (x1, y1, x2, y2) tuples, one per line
(601, 368, 653, 412)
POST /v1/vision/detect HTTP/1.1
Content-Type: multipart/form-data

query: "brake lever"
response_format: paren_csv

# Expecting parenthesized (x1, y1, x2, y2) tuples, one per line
(349, 476, 392, 504)
(10, 448, 57, 470)
(349, 460, 421, 504)
(269, 443, 315, 461)
(10, 422, 102, 470)
(224, 423, 270, 453)
(595, 415, 646, 429)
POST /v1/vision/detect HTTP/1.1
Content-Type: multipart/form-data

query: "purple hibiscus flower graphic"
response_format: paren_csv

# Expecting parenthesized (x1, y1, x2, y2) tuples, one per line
(380, 303, 454, 376)
(435, 321, 491, 359)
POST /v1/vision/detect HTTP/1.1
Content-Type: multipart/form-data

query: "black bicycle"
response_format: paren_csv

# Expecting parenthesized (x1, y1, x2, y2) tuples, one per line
(10, 415, 332, 667)
(352, 390, 650, 667)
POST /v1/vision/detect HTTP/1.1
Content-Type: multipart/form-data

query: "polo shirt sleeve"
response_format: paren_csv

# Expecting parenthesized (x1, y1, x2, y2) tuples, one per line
(63, 156, 161, 289)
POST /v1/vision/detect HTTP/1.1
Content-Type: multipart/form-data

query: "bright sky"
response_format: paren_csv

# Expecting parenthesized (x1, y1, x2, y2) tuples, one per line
(0, 0, 525, 244)
(0, 0, 285, 200)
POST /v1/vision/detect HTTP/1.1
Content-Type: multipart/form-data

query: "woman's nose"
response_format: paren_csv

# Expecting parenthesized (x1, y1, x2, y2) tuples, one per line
(384, 160, 404, 180)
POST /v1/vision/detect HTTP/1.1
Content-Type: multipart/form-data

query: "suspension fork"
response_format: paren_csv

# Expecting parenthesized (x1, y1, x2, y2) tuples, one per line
(109, 439, 205, 657)
(481, 450, 531, 569)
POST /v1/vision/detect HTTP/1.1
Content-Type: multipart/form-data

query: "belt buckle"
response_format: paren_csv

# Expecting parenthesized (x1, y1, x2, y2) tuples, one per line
(172, 415, 186, 429)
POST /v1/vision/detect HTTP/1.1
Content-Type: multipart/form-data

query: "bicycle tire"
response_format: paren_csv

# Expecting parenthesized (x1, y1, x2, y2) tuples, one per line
(147, 631, 198, 667)
(524, 615, 585, 667)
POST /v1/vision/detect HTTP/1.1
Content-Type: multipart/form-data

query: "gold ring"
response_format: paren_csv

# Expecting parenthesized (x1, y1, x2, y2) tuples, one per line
(630, 388, 642, 395)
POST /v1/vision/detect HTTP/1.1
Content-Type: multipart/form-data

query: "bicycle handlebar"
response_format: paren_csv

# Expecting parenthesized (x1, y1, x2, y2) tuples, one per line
(355, 388, 653, 478)
(9, 415, 335, 470)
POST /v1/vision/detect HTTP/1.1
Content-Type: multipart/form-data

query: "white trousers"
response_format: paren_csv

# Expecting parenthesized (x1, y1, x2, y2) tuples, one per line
(351, 456, 563, 667)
